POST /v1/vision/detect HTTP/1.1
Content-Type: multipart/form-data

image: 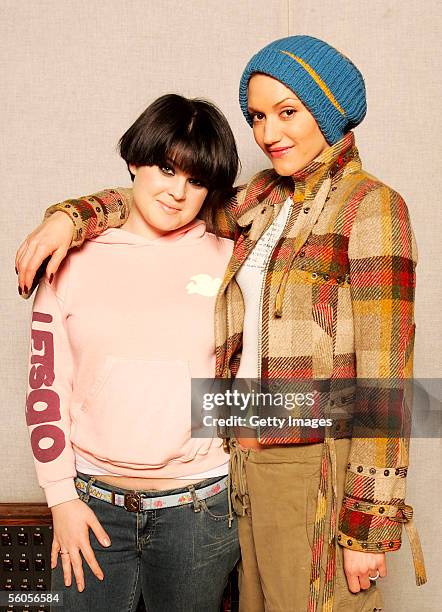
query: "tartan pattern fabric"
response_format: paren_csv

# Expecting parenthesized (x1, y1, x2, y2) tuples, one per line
(45, 187, 133, 247)
(43, 131, 426, 607)
(308, 438, 337, 612)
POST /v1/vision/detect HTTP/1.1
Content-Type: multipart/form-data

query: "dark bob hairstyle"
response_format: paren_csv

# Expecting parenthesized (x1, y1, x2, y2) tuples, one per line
(118, 94, 239, 234)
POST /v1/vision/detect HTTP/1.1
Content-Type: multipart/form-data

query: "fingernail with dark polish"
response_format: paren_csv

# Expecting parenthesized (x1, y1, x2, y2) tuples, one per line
(24, 285, 28, 294)
(49, 273, 54, 284)
(18, 286, 22, 295)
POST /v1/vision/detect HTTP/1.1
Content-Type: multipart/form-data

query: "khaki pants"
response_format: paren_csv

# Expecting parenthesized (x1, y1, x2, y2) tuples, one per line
(231, 439, 384, 612)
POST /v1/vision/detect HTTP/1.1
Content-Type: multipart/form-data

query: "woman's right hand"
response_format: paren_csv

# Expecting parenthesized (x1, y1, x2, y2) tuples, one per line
(50, 498, 111, 592)
(16, 211, 74, 297)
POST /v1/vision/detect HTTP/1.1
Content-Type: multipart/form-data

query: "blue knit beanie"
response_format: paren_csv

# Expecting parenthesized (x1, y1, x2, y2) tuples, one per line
(239, 35, 366, 144)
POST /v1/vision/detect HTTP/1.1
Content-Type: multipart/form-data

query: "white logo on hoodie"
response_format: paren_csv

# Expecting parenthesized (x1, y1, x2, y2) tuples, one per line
(186, 274, 222, 297)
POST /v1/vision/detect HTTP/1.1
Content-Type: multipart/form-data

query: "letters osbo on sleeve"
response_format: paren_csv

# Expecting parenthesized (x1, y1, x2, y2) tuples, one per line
(26, 266, 78, 508)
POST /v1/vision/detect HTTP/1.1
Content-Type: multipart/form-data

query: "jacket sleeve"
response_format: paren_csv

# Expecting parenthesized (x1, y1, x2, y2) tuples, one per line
(44, 185, 243, 246)
(337, 185, 426, 583)
(26, 266, 78, 508)
(44, 187, 133, 247)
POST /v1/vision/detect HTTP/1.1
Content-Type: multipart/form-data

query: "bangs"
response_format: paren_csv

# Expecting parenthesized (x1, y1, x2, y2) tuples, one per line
(131, 115, 225, 188)
(163, 137, 220, 187)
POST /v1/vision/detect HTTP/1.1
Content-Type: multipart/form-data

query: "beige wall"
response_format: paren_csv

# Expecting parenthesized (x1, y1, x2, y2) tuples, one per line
(1, 1, 440, 609)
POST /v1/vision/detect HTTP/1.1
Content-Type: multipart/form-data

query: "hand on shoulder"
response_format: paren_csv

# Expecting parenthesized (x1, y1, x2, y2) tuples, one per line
(16, 211, 73, 299)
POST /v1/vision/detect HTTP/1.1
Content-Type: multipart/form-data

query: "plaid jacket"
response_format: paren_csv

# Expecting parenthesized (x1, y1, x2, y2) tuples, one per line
(211, 132, 426, 607)
(44, 132, 426, 606)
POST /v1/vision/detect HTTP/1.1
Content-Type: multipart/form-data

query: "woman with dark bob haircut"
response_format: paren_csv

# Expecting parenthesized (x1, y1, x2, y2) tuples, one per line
(119, 93, 238, 234)
(21, 93, 240, 612)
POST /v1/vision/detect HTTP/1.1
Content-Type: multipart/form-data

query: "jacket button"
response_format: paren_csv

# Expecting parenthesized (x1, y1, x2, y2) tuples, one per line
(395, 468, 400, 475)
(65, 204, 71, 208)
(384, 469, 390, 476)
(362, 542, 368, 549)
(299, 250, 306, 257)
(336, 276, 343, 284)
(404, 468, 408, 476)
(378, 507, 385, 514)
(338, 535, 341, 541)
(347, 539, 353, 546)
(323, 274, 330, 281)
(389, 541, 394, 548)
(357, 466, 363, 473)
(347, 463, 351, 469)
(261, 208, 266, 214)
(369, 468, 376, 475)
(303, 207, 310, 213)
(377, 542, 382, 549)
(311, 272, 318, 280)
(73, 212, 78, 217)
(95, 206, 101, 212)
(354, 502, 360, 509)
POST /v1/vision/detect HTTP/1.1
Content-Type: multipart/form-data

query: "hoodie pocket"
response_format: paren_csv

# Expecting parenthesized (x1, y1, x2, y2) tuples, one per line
(75, 357, 208, 467)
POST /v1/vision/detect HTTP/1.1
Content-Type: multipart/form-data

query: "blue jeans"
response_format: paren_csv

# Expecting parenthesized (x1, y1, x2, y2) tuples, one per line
(51, 474, 239, 612)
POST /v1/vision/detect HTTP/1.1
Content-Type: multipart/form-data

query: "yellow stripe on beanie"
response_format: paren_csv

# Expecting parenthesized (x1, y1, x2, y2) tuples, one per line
(281, 51, 346, 116)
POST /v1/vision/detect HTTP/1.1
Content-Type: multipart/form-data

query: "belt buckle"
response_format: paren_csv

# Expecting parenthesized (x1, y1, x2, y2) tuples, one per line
(124, 492, 142, 512)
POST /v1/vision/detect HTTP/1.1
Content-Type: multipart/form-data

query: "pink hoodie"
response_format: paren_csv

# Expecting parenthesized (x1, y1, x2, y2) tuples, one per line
(26, 220, 233, 507)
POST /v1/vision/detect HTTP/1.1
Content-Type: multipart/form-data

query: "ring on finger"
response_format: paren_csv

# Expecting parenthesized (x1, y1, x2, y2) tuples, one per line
(60, 551, 70, 555)
(369, 570, 380, 581)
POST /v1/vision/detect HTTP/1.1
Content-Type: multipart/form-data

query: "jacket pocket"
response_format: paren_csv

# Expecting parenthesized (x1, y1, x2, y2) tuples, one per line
(75, 357, 208, 467)
(312, 301, 335, 379)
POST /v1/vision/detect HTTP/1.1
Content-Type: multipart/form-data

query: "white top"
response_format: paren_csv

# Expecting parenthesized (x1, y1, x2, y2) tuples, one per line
(235, 196, 292, 379)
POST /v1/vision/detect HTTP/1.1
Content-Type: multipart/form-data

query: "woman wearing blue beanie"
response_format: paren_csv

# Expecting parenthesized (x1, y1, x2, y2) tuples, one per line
(17, 35, 426, 611)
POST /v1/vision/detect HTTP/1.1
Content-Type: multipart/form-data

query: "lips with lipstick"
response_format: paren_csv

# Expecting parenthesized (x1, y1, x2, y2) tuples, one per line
(267, 145, 294, 158)
(157, 200, 181, 214)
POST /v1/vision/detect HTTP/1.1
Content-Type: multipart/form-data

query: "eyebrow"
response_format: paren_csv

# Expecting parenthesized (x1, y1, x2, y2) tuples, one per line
(274, 96, 300, 106)
(248, 96, 300, 113)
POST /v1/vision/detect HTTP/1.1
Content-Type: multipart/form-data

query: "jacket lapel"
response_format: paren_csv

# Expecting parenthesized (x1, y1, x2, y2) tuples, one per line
(218, 180, 292, 292)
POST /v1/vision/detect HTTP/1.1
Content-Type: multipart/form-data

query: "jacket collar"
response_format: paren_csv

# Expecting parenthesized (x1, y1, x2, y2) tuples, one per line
(236, 171, 292, 227)
(236, 131, 359, 227)
(291, 131, 357, 184)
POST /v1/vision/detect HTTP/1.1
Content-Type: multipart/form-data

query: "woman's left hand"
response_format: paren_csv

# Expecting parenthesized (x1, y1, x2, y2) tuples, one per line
(343, 548, 387, 593)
